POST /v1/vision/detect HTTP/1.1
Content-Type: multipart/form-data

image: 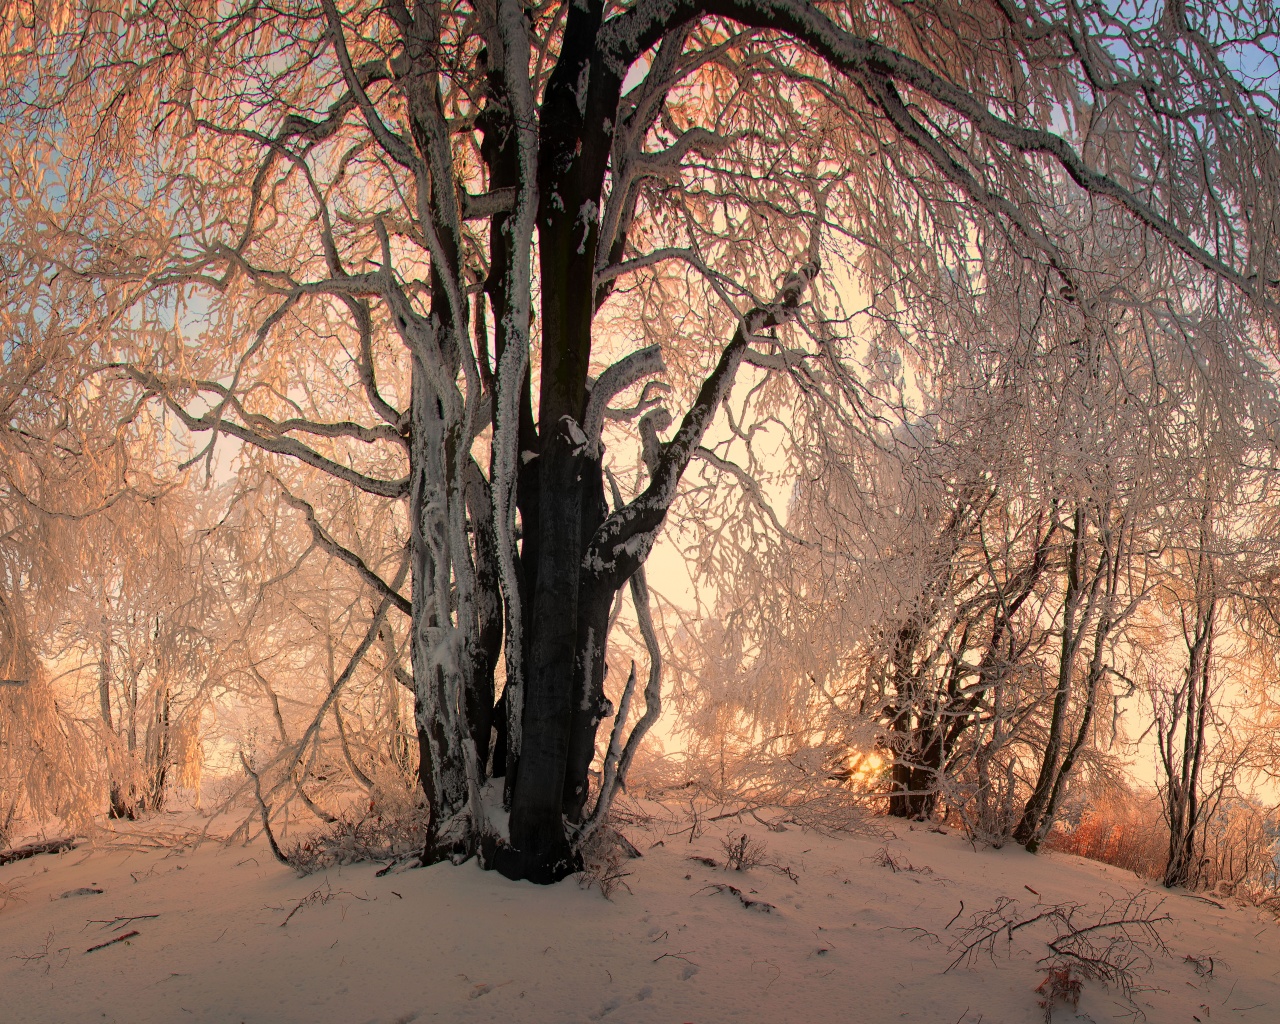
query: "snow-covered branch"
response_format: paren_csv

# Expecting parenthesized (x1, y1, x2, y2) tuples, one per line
(583, 344, 667, 454)
(583, 260, 819, 591)
(120, 367, 409, 499)
(274, 482, 412, 617)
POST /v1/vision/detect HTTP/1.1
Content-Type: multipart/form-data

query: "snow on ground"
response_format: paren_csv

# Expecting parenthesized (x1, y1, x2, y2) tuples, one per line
(2, 808, 1278, 1023)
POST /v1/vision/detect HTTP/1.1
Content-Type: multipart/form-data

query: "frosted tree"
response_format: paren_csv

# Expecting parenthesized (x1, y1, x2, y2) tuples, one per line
(6, 0, 1280, 881)
(45, 488, 244, 819)
(0, 213, 141, 840)
(670, 237, 1280, 846)
(1147, 420, 1279, 889)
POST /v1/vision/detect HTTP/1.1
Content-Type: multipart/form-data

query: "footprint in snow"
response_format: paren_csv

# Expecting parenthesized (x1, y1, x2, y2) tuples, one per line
(590, 987, 653, 1019)
(589, 995, 623, 1020)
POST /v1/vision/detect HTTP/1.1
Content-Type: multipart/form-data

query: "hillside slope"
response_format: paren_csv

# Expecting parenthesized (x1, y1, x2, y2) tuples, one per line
(2, 809, 1276, 1023)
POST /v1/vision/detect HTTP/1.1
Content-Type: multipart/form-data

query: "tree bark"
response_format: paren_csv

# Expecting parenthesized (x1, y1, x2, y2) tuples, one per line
(409, 363, 473, 860)
(499, 420, 591, 882)
(562, 453, 614, 825)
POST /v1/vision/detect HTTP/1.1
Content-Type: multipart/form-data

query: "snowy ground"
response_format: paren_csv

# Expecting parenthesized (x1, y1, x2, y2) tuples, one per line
(2, 808, 1278, 1023)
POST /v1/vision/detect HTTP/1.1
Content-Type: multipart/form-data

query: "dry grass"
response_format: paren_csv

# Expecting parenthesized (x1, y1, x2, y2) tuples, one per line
(285, 805, 429, 875)
(1047, 791, 1280, 916)
(577, 824, 637, 900)
(1045, 792, 1167, 880)
(720, 832, 767, 871)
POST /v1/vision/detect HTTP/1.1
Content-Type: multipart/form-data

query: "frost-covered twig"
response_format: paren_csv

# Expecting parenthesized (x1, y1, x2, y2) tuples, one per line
(948, 890, 1171, 1008)
(240, 751, 288, 867)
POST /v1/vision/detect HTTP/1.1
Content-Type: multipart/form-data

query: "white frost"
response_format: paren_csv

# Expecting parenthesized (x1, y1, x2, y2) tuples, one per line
(575, 64, 591, 118)
(562, 414, 588, 448)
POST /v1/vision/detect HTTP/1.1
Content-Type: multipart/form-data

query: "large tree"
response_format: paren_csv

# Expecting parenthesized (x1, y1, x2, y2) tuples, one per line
(5, 0, 1280, 881)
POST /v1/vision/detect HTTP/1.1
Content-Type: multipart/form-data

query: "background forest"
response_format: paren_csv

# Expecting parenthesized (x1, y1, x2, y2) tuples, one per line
(2, 0, 1280, 906)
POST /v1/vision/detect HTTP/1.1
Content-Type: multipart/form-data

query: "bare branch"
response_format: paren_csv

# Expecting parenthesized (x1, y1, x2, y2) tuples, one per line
(273, 481, 412, 617)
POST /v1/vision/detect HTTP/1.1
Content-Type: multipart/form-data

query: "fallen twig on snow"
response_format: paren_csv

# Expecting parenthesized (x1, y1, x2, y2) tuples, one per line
(698, 882, 775, 913)
(1183, 952, 1214, 978)
(879, 924, 942, 945)
(88, 914, 160, 932)
(765, 861, 799, 884)
(1179, 893, 1225, 909)
(278, 881, 369, 927)
(870, 846, 932, 874)
(85, 930, 139, 954)
(12, 930, 68, 971)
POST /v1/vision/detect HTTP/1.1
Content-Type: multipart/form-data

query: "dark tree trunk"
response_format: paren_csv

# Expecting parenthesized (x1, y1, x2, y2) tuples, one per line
(1163, 595, 1215, 888)
(1016, 506, 1119, 852)
(490, 689, 509, 780)
(143, 686, 171, 812)
(499, 422, 591, 882)
(1014, 507, 1091, 848)
(563, 454, 614, 825)
(946, 511, 1057, 837)
(477, 0, 810, 880)
(887, 714, 919, 818)
(886, 622, 929, 819)
(492, 0, 624, 881)
(465, 461, 503, 774)
(98, 626, 135, 820)
(107, 786, 135, 821)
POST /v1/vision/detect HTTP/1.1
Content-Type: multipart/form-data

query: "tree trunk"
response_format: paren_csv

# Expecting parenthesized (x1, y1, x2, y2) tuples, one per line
(465, 460, 503, 775)
(887, 622, 925, 819)
(410, 367, 474, 861)
(1163, 598, 1215, 888)
(499, 421, 591, 881)
(563, 452, 614, 825)
(1014, 507, 1092, 848)
(99, 625, 133, 821)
